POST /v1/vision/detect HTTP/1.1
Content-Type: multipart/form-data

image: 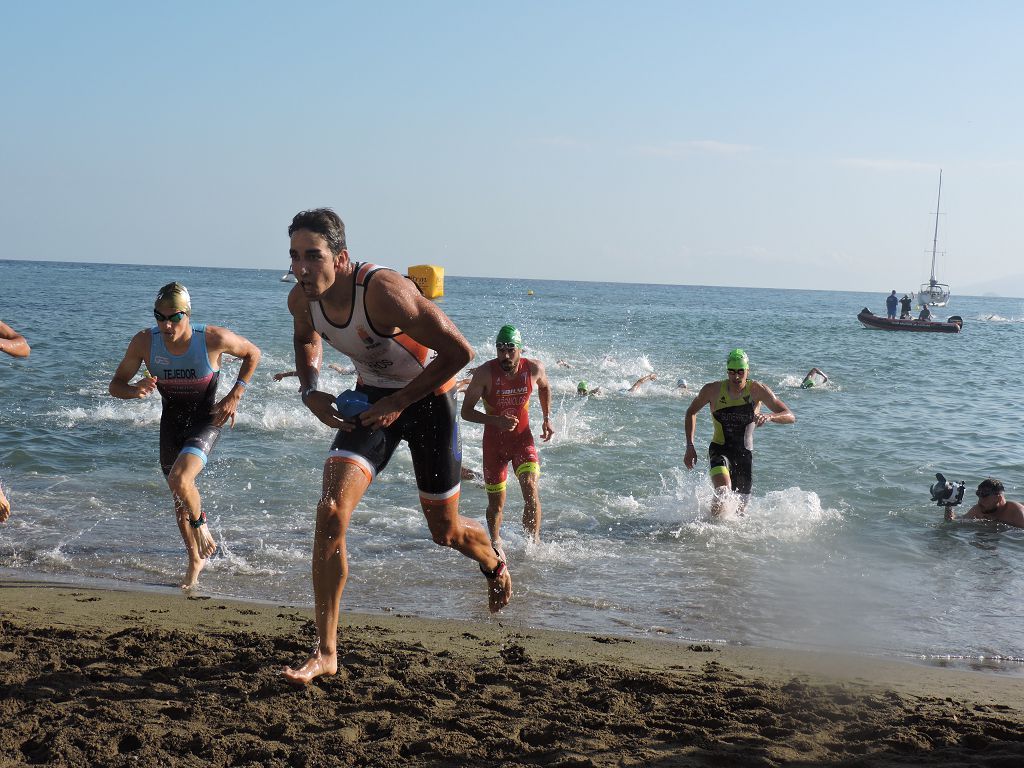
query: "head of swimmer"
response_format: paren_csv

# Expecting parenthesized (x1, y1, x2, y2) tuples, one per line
(726, 348, 749, 385)
(495, 325, 523, 372)
(288, 208, 349, 298)
(154, 282, 191, 338)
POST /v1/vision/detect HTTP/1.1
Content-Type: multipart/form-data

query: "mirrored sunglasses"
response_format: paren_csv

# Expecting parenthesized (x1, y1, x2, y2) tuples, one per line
(154, 310, 188, 323)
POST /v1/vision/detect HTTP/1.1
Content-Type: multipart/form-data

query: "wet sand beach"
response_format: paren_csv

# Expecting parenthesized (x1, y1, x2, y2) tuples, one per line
(1, 580, 1022, 767)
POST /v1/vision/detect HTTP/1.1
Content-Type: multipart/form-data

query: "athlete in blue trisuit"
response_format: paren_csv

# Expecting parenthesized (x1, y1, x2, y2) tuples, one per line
(0, 320, 31, 523)
(683, 349, 795, 516)
(108, 283, 261, 588)
(281, 208, 511, 686)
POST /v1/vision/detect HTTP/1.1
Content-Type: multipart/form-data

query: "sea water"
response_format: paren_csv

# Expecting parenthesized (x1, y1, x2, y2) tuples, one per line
(2, 259, 1023, 672)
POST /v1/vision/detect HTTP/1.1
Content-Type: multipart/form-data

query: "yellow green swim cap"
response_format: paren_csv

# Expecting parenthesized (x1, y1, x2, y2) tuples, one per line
(155, 282, 191, 312)
(727, 348, 749, 370)
(496, 325, 523, 348)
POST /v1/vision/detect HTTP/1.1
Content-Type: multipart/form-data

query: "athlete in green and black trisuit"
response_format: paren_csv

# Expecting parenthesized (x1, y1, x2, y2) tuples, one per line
(684, 349, 795, 516)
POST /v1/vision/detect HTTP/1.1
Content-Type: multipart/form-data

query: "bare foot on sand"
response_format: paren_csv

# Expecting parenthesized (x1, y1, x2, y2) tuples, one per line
(487, 562, 513, 613)
(192, 524, 217, 559)
(281, 650, 338, 686)
(180, 557, 207, 590)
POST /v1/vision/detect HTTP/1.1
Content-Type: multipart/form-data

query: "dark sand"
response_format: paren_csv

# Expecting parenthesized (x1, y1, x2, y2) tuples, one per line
(1, 580, 1021, 767)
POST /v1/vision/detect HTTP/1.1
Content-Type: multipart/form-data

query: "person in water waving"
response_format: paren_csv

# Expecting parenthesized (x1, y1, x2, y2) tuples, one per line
(108, 283, 261, 588)
(684, 349, 795, 516)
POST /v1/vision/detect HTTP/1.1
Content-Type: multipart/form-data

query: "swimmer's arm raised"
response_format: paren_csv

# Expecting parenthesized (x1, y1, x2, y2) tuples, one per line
(0, 321, 30, 358)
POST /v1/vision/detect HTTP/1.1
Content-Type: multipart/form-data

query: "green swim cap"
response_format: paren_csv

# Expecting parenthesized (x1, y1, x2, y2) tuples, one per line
(577, 381, 589, 394)
(496, 324, 523, 348)
(727, 348, 749, 370)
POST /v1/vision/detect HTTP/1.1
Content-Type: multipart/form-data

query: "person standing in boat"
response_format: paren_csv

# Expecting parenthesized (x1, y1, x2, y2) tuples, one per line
(683, 349, 795, 516)
(886, 290, 899, 319)
(899, 294, 913, 319)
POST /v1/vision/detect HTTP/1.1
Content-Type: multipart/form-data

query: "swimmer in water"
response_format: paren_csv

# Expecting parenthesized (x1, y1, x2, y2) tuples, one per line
(800, 368, 828, 389)
(627, 373, 657, 393)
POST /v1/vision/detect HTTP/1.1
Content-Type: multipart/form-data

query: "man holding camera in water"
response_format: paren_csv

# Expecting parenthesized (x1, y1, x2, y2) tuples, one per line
(944, 478, 1024, 528)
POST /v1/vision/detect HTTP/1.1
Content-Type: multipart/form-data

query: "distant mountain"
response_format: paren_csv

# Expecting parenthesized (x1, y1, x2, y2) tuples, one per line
(958, 274, 1024, 299)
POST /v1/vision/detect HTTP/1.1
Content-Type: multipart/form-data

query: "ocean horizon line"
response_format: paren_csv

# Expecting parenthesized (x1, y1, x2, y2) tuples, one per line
(2, 257, 1019, 299)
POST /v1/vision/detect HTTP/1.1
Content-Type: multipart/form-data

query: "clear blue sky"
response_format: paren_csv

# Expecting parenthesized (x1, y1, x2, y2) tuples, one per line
(3, 1, 1022, 294)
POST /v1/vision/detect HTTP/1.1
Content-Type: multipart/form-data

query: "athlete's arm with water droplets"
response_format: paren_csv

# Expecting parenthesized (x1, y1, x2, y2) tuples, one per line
(752, 382, 795, 427)
(683, 382, 717, 469)
(358, 270, 473, 430)
(205, 325, 262, 428)
(288, 284, 343, 429)
(461, 366, 516, 431)
(534, 359, 554, 441)
(109, 330, 158, 400)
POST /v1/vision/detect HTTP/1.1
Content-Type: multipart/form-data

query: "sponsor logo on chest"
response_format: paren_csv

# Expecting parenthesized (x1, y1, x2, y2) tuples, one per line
(357, 325, 382, 350)
(161, 368, 199, 379)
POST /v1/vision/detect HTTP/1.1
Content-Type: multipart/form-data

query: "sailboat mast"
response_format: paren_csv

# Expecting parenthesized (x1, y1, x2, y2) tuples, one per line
(930, 169, 943, 284)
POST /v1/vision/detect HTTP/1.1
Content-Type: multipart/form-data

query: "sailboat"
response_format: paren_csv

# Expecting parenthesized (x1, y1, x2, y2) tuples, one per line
(918, 169, 950, 307)
(280, 265, 296, 283)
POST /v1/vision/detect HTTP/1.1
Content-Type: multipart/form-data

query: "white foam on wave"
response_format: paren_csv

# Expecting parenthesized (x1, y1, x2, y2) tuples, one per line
(779, 374, 837, 391)
(649, 467, 842, 543)
(249, 402, 327, 432)
(56, 401, 161, 428)
(512, 532, 622, 567)
(548, 396, 599, 445)
(33, 543, 72, 569)
(976, 314, 1024, 323)
(214, 537, 290, 577)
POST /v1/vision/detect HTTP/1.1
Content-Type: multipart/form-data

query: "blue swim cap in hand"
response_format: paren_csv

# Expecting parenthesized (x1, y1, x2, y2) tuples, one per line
(335, 389, 370, 420)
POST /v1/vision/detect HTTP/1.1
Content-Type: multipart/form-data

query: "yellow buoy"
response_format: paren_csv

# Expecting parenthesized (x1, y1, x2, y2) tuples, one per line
(527, 289, 534, 296)
(407, 264, 444, 299)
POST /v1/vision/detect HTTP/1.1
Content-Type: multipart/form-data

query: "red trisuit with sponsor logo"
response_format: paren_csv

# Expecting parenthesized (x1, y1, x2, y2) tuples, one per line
(482, 358, 540, 492)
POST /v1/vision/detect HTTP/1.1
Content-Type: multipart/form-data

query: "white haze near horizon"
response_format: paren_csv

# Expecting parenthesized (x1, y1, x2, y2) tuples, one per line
(1, 2, 1022, 295)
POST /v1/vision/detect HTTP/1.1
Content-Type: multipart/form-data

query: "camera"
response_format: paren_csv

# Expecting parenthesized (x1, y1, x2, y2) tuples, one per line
(929, 473, 965, 507)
